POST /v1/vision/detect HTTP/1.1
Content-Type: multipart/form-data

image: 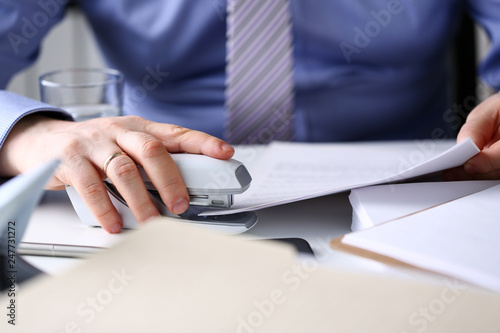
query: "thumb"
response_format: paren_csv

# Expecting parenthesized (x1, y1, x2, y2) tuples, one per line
(457, 94, 500, 149)
(463, 141, 500, 175)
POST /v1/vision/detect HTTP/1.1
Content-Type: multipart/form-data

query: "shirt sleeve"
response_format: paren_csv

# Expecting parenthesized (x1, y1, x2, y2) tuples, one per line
(466, 0, 500, 91)
(0, 1, 72, 150)
(0, 0, 68, 88)
(0, 90, 72, 149)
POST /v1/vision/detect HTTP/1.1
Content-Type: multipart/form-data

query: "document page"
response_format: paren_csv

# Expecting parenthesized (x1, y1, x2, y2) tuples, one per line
(341, 184, 500, 293)
(203, 138, 479, 215)
(350, 180, 500, 231)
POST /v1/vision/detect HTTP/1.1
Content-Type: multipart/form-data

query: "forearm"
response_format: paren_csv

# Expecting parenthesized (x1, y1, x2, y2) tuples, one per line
(0, 114, 60, 177)
(0, 91, 72, 177)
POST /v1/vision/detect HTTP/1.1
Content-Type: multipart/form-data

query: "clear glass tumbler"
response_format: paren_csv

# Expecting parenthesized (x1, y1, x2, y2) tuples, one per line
(39, 68, 124, 122)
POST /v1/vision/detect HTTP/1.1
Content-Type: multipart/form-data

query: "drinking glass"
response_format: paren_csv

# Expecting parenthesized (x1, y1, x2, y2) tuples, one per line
(39, 68, 123, 122)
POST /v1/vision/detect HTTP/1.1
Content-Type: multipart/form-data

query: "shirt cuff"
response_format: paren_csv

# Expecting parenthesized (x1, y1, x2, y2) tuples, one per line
(0, 90, 73, 149)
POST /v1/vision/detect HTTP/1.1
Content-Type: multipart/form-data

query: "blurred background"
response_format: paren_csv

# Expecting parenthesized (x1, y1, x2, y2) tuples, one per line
(6, 4, 494, 120)
(7, 4, 104, 100)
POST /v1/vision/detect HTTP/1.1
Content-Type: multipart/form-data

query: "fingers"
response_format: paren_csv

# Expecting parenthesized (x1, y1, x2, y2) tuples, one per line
(443, 165, 500, 181)
(7, 115, 234, 233)
(100, 150, 162, 224)
(75, 117, 232, 231)
(63, 158, 123, 234)
(0, 116, 126, 233)
(114, 131, 190, 216)
(456, 94, 500, 178)
(457, 115, 491, 147)
(136, 118, 235, 159)
(463, 141, 500, 175)
(457, 94, 500, 148)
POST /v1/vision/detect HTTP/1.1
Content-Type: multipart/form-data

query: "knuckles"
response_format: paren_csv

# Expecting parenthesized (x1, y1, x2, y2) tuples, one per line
(91, 115, 144, 132)
(82, 181, 108, 198)
(121, 115, 146, 123)
(108, 157, 137, 182)
(94, 117, 124, 132)
(140, 137, 166, 160)
(79, 123, 108, 142)
(60, 136, 87, 166)
(157, 176, 185, 196)
(170, 125, 191, 138)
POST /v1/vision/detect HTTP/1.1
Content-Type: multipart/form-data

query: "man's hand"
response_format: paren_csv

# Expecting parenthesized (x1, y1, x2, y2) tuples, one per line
(444, 93, 500, 181)
(0, 115, 235, 233)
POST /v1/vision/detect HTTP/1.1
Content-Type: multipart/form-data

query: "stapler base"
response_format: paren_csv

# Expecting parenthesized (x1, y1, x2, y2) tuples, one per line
(66, 185, 257, 235)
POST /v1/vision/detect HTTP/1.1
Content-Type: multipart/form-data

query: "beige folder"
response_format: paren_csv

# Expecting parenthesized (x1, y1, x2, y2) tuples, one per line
(2, 218, 499, 332)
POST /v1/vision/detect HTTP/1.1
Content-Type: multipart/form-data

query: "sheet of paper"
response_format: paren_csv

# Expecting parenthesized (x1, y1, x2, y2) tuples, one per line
(0, 160, 59, 245)
(5, 218, 500, 332)
(22, 191, 127, 249)
(203, 138, 479, 215)
(342, 184, 500, 293)
(350, 180, 500, 231)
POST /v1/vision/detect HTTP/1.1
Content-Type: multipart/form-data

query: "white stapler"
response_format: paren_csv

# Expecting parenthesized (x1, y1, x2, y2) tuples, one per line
(66, 154, 257, 235)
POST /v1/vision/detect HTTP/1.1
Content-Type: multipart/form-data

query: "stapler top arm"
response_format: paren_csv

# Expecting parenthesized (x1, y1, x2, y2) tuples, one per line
(138, 154, 252, 209)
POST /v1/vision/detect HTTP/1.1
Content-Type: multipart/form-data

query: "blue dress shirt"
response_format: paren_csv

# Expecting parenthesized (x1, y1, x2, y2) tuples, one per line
(1, 0, 500, 147)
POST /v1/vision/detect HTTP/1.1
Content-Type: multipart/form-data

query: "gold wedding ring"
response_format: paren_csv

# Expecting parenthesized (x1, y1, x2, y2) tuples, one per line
(103, 152, 128, 175)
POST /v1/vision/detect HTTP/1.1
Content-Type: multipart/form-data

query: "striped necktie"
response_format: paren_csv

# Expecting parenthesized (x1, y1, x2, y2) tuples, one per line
(225, 0, 295, 144)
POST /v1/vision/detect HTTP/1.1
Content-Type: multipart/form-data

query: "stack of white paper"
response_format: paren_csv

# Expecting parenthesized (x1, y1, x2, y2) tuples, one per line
(341, 184, 500, 293)
(349, 180, 500, 231)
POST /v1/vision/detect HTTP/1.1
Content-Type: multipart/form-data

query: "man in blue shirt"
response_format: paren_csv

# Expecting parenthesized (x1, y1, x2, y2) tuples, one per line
(1, 0, 500, 233)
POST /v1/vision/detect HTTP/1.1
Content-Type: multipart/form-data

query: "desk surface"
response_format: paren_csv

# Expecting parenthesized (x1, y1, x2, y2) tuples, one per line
(23, 190, 449, 287)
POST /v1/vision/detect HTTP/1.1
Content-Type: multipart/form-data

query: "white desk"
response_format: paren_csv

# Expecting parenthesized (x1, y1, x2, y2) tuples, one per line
(22, 189, 447, 285)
